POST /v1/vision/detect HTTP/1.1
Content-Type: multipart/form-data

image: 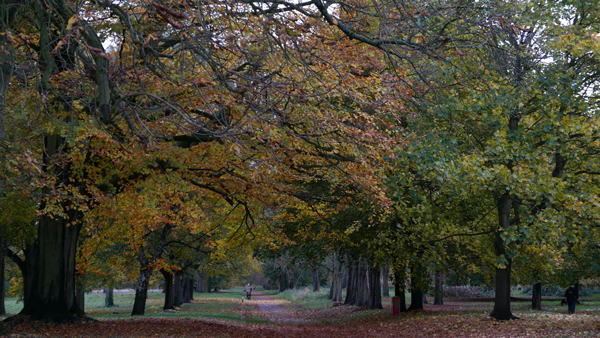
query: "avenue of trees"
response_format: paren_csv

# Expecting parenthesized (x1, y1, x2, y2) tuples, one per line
(0, 0, 599, 323)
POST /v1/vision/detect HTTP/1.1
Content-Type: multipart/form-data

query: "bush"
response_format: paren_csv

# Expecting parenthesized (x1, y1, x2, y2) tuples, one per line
(443, 285, 494, 298)
(280, 287, 330, 301)
(521, 284, 564, 297)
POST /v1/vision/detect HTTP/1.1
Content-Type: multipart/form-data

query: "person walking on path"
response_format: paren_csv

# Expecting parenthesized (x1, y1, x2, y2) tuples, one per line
(565, 285, 578, 314)
(245, 283, 253, 300)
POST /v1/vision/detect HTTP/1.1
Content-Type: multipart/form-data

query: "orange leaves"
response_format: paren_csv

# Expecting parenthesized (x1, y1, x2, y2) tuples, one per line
(85, 45, 111, 61)
(153, 2, 186, 29)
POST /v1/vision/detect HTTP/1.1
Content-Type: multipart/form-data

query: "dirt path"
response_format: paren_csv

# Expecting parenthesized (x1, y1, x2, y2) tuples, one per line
(251, 292, 313, 325)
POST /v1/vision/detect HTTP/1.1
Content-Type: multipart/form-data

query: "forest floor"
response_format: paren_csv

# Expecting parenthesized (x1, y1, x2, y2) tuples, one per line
(3, 287, 600, 337)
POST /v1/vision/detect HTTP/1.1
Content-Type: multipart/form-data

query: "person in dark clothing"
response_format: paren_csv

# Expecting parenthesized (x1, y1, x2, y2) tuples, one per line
(564, 285, 578, 314)
(245, 283, 252, 300)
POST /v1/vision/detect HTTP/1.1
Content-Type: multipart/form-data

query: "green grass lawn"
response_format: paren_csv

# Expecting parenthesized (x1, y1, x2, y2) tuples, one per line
(0, 288, 268, 324)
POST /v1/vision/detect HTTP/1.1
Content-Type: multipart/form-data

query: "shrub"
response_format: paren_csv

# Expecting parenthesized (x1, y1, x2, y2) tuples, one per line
(443, 285, 494, 298)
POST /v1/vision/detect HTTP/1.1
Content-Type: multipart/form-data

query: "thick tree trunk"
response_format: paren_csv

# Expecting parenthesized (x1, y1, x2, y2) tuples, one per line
(341, 267, 348, 289)
(279, 270, 288, 292)
(174, 273, 182, 307)
(204, 276, 211, 293)
(394, 281, 407, 312)
(131, 267, 153, 315)
(367, 263, 383, 309)
(434, 271, 444, 305)
(104, 287, 115, 307)
(382, 264, 390, 297)
(344, 258, 358, 305)
(407, 260, 426, 311)
(312, 266, 320, 292)
(74, 275, 85, 314)
(182, 275, 191, 303)
(490, 262, 514, 319)
(161, 270, 175, 310)
(329, 253, 343, 302)
(19, 204, 82, 322)
(531, 282, 542, 310)
(345, 258, 368, 306)
(0, 236, 5, 315)
(408, 289, 423, 311)
(407, 264, 424, 311)
(490, 193, 517, 320)
(356, 261, 368, 306)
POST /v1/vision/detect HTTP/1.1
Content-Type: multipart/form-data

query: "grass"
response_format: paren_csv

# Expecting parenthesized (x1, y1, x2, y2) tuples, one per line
(1, 288, 268, 324)
(4, 286, 600, 337)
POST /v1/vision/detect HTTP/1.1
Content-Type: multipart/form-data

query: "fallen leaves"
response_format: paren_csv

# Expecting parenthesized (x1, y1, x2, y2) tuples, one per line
(5, 298, 600, 337)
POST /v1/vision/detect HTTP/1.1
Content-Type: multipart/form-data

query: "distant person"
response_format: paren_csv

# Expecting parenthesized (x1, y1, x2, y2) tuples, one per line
(565, 285, 578, 314)
(245, 283, 252, 300)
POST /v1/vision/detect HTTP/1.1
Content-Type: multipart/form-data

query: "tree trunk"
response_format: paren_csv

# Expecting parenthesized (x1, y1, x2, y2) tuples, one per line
(341, 267, 348, 289)
(189, 274, 194, 300)
(329, 253, 343, 302)
(182, 275, 191, 303)
(434, 271, 444, 305)
(104, 287, 115, 307)
(531, 282, 542, 310)
(161, 270, 174, 310)
(19, 202, 82, 322)
(408, 289, 423, 311)
(344, 258, 358, 305)
(0, 236, 5, 315)
(490, 193, 517, 320)
(394, 281, 407, 312)
(312, 265, 320, 292)
(328, 258, 335, 299)
(356, 261, 368, 306)
(204, 276, 211, 293)
(335, 264, 345, 302)
(407, 261, 425, 311)
(279, 269, 288, 292)
(345, 258, 368, 306)
(289, 270, 299, 290)
(174, 273, 182, 307)
(196, 273, 203, 293)
(131, 267, 153, 315)
(382, 264, 390, 297)
(368, 263, 383, 309)
(75, 275, 85, 314)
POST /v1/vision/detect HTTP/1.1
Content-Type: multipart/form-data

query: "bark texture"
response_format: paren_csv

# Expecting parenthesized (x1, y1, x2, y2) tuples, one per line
(312, 266, 320, 292)
(182, 275, 192, 303)
(531, 282, 542, 310)
(131, 267, 152, 315)
(161, 270, 175, 310)
(434, 271, 444, 305)
(104, 287, 115, 307)
(345, 257, 368, 306)
(0, 236, 5, 315)
(19, 201, 83, 322)
(490, 194, 517, 320)
(174, 273, 182, 307)
(367, 263, 383, 309)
